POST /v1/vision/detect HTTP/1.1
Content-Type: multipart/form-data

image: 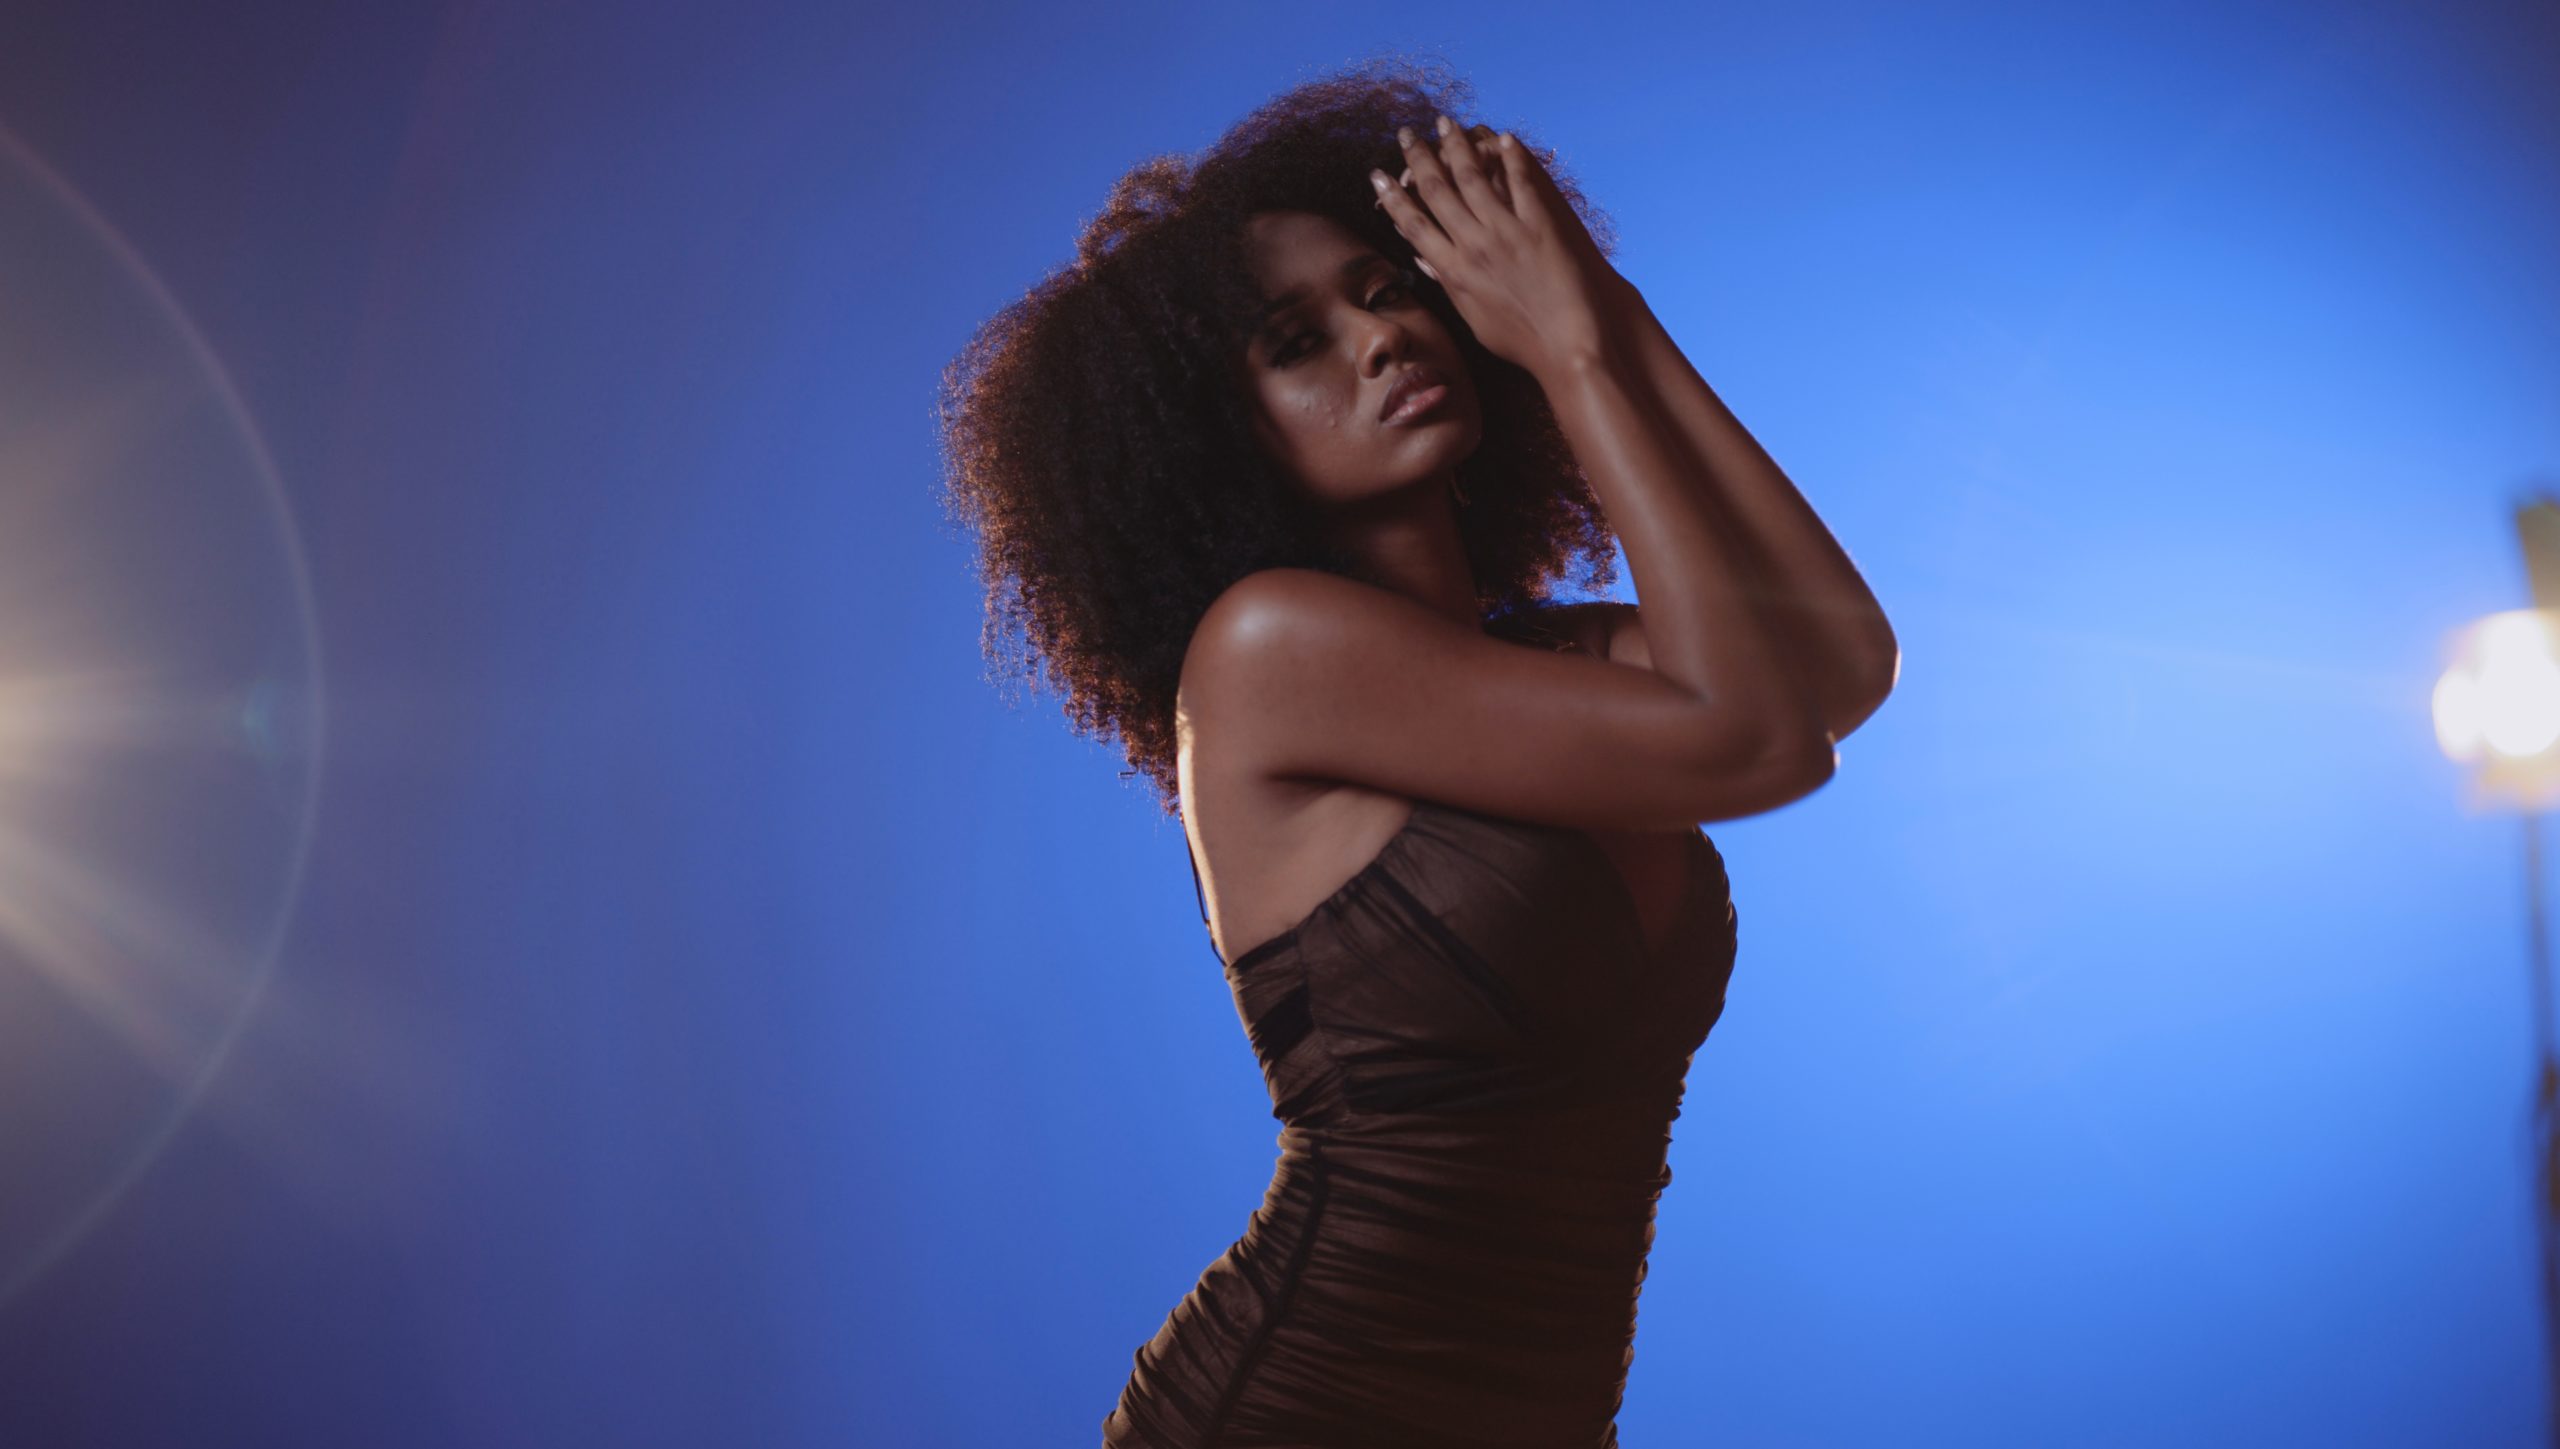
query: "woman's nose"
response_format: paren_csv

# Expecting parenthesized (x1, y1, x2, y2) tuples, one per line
(1355, 314, 1408, 366)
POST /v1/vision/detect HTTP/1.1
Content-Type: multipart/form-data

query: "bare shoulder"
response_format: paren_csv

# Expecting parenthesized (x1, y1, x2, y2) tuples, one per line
(1178, 566, 1598, 725)
(1172, 573, 1827, 960)
(1175, 571, 1418, 965)
(1175, 566, 1823, 835)
(1184, 567, 1370, 665)
(1188, 574, 1614, 677)
(1179, 568, 1309, 732)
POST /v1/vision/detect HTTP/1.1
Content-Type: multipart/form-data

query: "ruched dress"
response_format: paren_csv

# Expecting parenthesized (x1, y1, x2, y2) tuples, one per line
(1100, 787, 1740, 1448)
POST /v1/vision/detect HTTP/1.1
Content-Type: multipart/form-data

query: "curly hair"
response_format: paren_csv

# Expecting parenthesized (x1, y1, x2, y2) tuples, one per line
(934, 52, 1627, 819)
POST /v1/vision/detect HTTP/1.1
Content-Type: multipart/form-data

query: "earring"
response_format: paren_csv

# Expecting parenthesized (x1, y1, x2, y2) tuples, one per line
(1449, 473, 1471, 504)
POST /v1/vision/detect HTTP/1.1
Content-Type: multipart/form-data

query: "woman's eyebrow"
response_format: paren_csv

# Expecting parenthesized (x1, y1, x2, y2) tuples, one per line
(1257, 253, 1389, 325)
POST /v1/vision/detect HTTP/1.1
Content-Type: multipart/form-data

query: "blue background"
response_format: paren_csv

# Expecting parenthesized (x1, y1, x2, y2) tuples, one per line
(0, 0, 2552, 1444)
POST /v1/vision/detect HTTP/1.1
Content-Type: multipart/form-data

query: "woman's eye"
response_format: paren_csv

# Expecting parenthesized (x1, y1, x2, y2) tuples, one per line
(1270, 276, 1417, 366)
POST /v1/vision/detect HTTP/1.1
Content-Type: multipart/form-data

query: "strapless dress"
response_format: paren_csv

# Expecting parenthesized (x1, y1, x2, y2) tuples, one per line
(1101, 794, 1740, 1447)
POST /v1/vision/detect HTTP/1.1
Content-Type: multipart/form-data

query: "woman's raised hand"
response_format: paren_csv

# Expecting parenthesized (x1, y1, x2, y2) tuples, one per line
(1371, 116, 1627, 381)
(1396, 123, 1511, 211)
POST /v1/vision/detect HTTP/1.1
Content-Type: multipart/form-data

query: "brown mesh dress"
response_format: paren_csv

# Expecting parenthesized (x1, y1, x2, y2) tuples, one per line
(1100, 754, 1741, 1446)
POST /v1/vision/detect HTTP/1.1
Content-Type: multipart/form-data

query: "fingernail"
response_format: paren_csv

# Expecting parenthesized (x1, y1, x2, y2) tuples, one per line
(1370, 170, 1388, 192)
(1397, 126, 1414, 146)
(1435, 115, 1453, 136)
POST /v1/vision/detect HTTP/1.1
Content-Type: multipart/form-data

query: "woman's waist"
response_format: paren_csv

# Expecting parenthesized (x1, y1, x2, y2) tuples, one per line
(1265, 1107, 1685, 1223)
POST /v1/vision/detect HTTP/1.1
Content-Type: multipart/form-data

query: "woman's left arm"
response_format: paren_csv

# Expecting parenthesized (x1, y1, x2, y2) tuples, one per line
(1595, 274, 1900, 738)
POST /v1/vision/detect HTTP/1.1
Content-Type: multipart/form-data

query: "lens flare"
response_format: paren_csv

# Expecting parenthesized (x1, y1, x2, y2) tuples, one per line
(0, 127, 323, 1307)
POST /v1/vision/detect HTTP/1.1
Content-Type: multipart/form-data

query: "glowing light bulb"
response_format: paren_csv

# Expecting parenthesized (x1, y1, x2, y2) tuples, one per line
(2484, 629, 2560, 757)
(2438, 609, 2560, 766)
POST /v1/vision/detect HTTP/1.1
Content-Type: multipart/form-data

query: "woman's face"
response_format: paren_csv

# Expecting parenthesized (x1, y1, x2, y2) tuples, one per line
(1233, 210, 1482, 507)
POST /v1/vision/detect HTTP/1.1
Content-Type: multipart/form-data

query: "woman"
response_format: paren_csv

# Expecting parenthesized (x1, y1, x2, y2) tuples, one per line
(937, 56, 1896, 1449)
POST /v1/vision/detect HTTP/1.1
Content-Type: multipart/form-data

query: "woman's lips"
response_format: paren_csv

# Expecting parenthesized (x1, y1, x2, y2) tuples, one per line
(1381, 382, 1451, 426)
(1378, 365, 1447, 421)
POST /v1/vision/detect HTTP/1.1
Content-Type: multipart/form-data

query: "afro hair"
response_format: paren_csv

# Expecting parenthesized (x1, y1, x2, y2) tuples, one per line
(934, 51, 1629, 818)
